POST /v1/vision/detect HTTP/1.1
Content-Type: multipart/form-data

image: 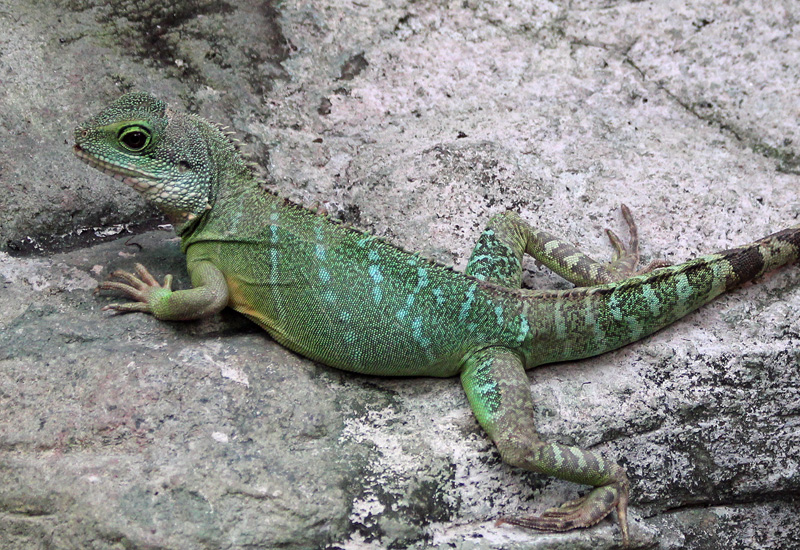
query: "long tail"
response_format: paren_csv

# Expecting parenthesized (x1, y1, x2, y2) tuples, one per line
(522, 224, 800, 366)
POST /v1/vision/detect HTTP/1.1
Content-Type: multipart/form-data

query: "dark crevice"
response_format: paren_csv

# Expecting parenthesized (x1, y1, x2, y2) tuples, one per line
(4, 216, 168, 257)
(657, 491, 800, 518)
(1, 508, 56, 518)
(60, 1, 291, 93)
(569, 37, 800, 174)
(653, 83, 800, 174)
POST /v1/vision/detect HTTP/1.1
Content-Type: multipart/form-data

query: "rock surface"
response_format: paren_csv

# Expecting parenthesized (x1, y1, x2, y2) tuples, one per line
(1, 1, 799, 549)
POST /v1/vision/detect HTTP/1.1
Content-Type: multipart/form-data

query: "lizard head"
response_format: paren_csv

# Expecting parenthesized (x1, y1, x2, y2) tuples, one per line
(73, 92, 219, 225)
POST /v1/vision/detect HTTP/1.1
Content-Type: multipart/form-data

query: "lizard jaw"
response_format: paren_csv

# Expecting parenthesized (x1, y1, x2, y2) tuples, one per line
(73, 144, 155, 194)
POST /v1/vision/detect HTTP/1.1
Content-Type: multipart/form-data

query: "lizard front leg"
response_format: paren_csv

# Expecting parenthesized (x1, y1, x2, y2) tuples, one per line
(460, 347, 630, 546)
(99, 261, 229, 321)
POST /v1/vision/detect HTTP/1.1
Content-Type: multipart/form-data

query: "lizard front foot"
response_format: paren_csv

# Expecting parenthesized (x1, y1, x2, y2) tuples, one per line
(98, 263, 174, 314)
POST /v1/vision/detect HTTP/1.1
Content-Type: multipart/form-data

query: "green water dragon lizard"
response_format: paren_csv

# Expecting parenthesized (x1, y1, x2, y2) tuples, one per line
(73, 92, 800, 546)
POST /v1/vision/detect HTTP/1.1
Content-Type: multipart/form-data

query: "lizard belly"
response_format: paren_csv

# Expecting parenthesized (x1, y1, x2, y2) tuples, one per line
(225, 273, 466, 377)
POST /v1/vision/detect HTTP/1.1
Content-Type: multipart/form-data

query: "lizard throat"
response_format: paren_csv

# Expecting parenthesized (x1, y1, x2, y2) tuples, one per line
(73, 145, 157, 194)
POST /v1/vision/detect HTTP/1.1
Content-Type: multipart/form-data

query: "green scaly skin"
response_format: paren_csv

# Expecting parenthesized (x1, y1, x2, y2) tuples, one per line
(73, 92, 800, 546)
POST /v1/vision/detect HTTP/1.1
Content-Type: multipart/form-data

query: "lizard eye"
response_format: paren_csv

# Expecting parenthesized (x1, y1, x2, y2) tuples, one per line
(118, 126, 151, 152)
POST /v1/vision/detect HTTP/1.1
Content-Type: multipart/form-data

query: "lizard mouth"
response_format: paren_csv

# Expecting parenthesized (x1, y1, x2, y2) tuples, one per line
(73, 144, 157, 194)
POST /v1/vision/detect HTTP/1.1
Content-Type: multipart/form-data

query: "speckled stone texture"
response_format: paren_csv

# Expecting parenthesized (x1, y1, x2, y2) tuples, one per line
(1, 1, 798, 548)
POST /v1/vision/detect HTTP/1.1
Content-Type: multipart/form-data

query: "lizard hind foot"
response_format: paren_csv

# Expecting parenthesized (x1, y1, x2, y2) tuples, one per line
(496, 484, 629, 546)
(604, 204, 640, 279)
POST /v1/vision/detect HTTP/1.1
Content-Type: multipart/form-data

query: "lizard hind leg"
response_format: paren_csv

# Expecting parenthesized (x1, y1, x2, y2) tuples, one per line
(465, 205, 641, 288)
(460, 347, 630, 546)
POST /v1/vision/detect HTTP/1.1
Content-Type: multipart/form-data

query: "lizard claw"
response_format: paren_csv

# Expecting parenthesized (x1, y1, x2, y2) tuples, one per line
(102, 301, 153, 314)
(637, 259, 673, 274)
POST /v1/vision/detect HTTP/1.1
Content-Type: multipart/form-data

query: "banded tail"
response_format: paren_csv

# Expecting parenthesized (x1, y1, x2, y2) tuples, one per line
(522, 223, 800, 367)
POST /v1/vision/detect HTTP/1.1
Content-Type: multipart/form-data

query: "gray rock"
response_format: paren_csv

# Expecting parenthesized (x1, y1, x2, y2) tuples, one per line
(1, 0, 799, 549)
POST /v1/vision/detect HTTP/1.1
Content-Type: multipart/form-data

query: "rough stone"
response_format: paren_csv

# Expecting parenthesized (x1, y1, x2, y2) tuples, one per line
(1, 0, 799, 548)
